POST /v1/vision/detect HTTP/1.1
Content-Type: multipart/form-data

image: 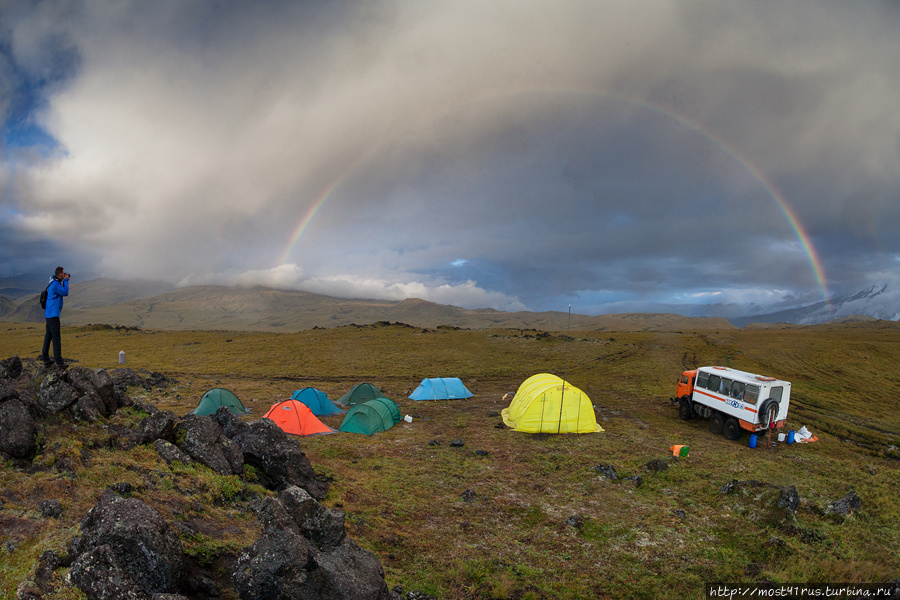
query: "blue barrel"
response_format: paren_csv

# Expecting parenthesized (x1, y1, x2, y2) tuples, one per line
(787, 430, 795, 444)
(749, 434, 758, 449)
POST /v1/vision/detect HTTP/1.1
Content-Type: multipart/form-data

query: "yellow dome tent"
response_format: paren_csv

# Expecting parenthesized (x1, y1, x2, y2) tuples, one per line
(502, 373, 603, 434)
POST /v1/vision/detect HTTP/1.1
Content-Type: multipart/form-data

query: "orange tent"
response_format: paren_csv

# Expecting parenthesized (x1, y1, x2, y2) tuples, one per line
(261, 399, 336, 436)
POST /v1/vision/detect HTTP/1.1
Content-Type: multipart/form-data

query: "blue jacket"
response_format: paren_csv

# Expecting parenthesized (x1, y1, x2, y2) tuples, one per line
(44, 277, 69, 318)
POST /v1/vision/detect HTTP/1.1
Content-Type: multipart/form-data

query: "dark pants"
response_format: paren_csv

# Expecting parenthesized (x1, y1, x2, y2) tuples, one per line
(41, 316, 63, 365)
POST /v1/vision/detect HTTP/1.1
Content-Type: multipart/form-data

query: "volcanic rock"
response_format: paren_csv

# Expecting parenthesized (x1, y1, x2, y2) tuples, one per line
(231, 418, 327, 499)
(0, 356, 23, 380)
(0, 399, 37, 459)
(37, 370, 79, 415)
(174, 415, 244, 476)
(592, 464, 618, 480)
(69, 491, 185, 600)
(153, 439, 193, 465)
(719, 479, 800, 526)
(139, 410, 180, 444)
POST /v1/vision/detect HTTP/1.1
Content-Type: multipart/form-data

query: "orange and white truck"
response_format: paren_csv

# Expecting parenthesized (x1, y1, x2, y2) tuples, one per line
(674, 366, 791, 440)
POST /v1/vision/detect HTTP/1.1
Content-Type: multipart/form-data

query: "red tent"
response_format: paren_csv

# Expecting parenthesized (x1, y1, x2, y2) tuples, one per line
(261, 399, 336, 436)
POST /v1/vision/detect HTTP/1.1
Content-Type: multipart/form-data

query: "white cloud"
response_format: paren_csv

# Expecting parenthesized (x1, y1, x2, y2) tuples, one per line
(298, 274, 526, 311)
(174, 264, 526, 311)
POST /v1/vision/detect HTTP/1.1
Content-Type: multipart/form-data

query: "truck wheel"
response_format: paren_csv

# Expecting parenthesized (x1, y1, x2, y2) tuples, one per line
(709, 411, 725, 435)
(679, 397, 693, 420)
(723, 417, 742, 441)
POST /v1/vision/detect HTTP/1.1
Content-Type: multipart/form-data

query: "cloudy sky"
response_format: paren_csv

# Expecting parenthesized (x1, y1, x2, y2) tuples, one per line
(2, 0, 899, 318)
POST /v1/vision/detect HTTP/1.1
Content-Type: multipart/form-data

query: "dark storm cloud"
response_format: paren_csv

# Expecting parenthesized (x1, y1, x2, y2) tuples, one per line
(1, 0, 898, 316)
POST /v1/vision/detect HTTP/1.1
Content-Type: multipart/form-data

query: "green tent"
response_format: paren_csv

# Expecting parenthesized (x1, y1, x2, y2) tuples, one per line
(189, 387, 250, 416)
(338, 398, 399, 435)
(337, 382, 384, 407)
(368, 396, 401, 424)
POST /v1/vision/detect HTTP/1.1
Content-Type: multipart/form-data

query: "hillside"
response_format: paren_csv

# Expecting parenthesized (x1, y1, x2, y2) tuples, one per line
(0, 322, 898, 599)
(2, 280, 734, 332)
(0, 296, 15, 319)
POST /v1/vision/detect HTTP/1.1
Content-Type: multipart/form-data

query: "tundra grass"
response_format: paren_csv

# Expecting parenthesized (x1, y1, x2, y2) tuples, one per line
(1, 321, 899, 599)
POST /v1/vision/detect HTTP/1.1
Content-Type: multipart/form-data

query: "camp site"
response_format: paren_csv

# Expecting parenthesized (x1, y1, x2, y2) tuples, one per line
(1, 321, 898, 599)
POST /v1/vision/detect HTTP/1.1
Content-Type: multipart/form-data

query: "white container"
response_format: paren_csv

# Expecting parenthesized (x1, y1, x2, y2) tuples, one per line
(778, 433, 786, 442)
(404, 415, 413, 423)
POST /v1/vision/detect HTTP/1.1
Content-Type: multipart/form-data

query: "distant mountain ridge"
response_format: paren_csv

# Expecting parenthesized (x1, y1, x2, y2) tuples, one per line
(1, 277, 896, 331)
(0, 278, 732, 332)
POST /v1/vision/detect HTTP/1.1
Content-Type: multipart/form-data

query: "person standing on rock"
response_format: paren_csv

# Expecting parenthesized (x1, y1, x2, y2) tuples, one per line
(40, 266, 70, 368)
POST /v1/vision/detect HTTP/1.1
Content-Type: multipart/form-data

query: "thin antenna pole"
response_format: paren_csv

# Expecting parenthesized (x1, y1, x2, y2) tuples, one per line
(558, 305, 571, 433)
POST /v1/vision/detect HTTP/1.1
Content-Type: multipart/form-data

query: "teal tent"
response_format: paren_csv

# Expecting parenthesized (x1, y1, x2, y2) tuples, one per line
(408, 377, 474, 401)
(338, 398, 400, 435)
(291, 387, 343, 416)
(337, 382, 384, 407)
(190, 388, 249, 416)
(368, 396, 401, 424)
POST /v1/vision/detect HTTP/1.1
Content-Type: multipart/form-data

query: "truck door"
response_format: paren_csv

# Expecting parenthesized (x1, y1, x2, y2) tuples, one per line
(676, 371, 696, 398)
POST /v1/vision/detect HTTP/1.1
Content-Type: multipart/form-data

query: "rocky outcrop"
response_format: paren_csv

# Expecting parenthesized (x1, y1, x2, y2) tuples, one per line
(174, 415, 244, 476)
(0, 356, 416, 600)
(0, 355, 23, 380)
(34, 367, 127, 423)
(69, 491, 185, 600)
(232, 527, 317, 600)
(0, 378, 17, 402)
(0, 398, 37, 459)
(37, 370, 81, 415)
(233, 485, 391, 600)
(153, 439, 193, 465)
(275, 486, 346, 550)
(70, 368, 118, 415)
(214, 405, 249, 439)
(719, 479, 799, 527)
(139, 409, 180, 445)
(827, 489, 861, 522)
(109, 367, 146, 390)
(592, 464, 618, 480)
(230, 418, 328, 499)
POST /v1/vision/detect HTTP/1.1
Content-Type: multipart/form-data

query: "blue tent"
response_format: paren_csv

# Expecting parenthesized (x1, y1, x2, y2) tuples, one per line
(408, 377, 474, 401)
(291, 387, 344, 416)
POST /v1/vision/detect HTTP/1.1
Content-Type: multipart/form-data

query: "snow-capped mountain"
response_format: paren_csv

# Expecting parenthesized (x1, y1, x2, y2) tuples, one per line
(731, 284, 899, 327)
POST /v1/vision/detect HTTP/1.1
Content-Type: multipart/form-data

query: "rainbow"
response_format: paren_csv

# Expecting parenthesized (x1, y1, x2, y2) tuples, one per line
(628, 96, 831, 307)
(277, 150, 375, 266)
(276, 89, 830, 309)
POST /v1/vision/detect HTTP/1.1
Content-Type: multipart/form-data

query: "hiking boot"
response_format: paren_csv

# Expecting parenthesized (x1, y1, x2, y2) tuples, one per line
(40, 356, 53, 367)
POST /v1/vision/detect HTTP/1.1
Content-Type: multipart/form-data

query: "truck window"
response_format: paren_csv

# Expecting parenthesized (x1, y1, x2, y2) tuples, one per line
(770, 386, 783, 403)
(707, 374, 720, 392)
(697, 372, 709, 389)
(731, 382, 745, 399)
(744, 384, 759, 405)
(719, 378, 732, 395)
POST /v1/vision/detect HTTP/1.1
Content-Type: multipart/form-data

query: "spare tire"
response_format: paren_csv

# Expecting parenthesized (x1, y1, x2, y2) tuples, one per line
(758, 398, 780, 427)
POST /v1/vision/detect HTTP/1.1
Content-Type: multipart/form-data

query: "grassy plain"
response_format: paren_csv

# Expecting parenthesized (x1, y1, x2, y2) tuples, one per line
(1, 321, 899, 599)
